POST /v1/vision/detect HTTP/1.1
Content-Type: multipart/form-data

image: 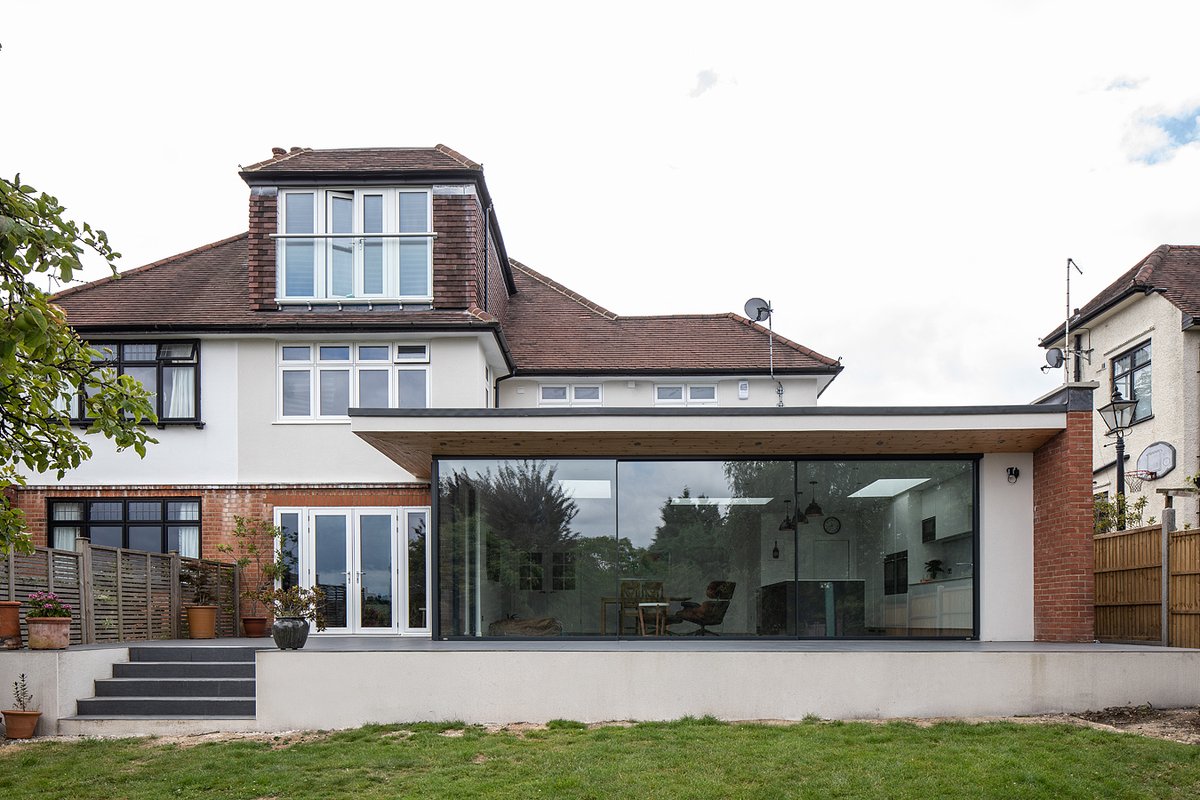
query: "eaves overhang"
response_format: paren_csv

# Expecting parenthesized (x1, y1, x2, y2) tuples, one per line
(349, 404, 1067, 480)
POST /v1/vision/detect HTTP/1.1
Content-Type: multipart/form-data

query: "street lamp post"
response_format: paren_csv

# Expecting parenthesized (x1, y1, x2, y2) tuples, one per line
(1097, 388, 1138, 530)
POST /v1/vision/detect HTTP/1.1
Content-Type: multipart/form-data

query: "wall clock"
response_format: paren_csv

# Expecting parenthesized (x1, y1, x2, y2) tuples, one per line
(822, 516, 841, 535)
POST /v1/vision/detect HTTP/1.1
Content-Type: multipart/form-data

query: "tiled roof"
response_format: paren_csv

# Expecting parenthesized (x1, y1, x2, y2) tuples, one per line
(503, 260, 841, 374)
(53, 235, 496, 332)
(240, 144, 480, 176)
(1040, 245, 1200, 344)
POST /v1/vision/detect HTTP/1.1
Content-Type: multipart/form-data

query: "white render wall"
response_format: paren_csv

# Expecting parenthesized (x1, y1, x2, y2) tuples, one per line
(978, 453, 1034, 640)
(256, 647, 1200, 727)
(41, 338, 240, 486)
(1075, 293, 1199, 524)
(499, 376, 824, 408)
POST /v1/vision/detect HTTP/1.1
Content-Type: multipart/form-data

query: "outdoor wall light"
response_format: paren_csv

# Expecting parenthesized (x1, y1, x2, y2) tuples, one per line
(1007, 467, 1020, 484)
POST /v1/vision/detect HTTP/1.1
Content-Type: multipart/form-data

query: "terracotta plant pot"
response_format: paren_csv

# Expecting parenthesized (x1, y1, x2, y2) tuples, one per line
(242, 616, 269, 638)
(0, 600, 21, 649)
(27, 617, 70, 650)
(2, 709, 41, 739)
(186, 605, 218, 639)
(272, 617, 311, 650)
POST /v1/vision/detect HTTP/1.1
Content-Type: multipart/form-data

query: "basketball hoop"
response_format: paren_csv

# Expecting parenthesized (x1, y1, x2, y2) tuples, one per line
(1125, 470, 1156, 492)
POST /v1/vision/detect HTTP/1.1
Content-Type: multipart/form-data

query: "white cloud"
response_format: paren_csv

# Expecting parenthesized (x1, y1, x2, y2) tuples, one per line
(689, 69, 719, 98)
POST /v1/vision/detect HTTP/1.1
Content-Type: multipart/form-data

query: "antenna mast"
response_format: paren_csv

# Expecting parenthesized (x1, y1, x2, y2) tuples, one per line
(1065, 258, 1082, 383)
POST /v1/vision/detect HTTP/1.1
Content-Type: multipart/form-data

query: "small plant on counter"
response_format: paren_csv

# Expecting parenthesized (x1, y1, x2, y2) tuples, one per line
(924, 559, 946, 580)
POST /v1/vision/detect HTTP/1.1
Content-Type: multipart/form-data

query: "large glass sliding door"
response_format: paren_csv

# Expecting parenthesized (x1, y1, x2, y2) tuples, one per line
(436, 457, 977, 639)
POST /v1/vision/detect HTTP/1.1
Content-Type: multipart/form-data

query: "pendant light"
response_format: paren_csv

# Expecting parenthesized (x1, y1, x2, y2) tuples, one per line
(778, 500, 796, 531)
(805, 480, 824, 518)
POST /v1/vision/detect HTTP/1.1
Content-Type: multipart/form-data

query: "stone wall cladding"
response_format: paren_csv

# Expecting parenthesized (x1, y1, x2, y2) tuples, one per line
(13, 484, 431, 559)
(247, 190, 278, 310)
(1032, 409, 1096, 642)
(432, 195, 479, 309)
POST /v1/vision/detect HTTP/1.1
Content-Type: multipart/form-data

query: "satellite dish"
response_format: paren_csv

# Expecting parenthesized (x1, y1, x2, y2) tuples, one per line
(744, 297, 771, 322)
(1045, 348, 1065, 369)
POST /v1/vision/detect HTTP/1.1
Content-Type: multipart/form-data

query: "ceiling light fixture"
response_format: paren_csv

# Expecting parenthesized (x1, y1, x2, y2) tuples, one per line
(804, 480, 823, 518)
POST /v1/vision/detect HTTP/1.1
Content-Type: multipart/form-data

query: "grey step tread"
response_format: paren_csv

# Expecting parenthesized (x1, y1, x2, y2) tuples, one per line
(63, 714, 255, 724)
(129, 647, 260, 663)
(114, 662, 256, 678)
(94, 678, 255, 698)
(77, 697, 256, 716)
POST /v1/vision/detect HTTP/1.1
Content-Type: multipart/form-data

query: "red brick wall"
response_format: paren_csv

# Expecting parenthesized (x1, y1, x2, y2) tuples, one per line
(481, 222, 510, 322)
(13, 484, 430, 559)
(1032, 409, 1095, 642)
(246, 190, 278, 310)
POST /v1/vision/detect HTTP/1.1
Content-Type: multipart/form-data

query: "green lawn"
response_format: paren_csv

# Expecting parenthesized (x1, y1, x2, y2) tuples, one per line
(3, 718, 1198, 799)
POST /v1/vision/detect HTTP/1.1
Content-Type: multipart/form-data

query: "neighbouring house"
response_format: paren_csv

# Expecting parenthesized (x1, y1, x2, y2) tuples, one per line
(11, 146, 1096, 646)
(1040, 245, 1200, 528)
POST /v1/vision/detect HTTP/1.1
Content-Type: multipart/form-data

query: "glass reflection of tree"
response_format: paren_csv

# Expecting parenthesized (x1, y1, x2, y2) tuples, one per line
(408, 516, 426, 628)
(649, 486, 729, 596)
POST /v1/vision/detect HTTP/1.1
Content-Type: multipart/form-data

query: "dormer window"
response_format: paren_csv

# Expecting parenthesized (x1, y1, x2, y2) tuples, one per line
(276, 188, 433, 302)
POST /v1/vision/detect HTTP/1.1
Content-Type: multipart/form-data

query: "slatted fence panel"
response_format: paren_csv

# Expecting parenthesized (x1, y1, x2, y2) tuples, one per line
(1, 547, 85, 644)
(178, 558, 239, 638)
(1168, 529, 1200, 649)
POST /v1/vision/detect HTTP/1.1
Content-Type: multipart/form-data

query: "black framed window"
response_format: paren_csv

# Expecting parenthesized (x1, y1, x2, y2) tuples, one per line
(49, 499, 201, 557)
(73, 341, 200, 423)
(1112, 340, 1151, 423)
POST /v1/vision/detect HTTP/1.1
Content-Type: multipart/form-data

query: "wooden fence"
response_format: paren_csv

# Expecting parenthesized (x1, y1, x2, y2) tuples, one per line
(1, 544, 239, 644)
(1094, 523, 1200, 647)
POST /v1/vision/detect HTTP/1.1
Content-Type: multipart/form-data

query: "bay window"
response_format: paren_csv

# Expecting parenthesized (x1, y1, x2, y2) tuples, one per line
(277, 188, 433, 302)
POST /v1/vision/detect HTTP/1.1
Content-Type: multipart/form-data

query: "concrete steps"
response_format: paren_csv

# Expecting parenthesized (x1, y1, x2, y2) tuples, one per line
(62, 645, 260, 734)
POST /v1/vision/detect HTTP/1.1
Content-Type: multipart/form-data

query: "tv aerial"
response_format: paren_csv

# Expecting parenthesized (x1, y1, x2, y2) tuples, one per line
(744, 297, 785, 407)
(1041, 258, 1093, 378)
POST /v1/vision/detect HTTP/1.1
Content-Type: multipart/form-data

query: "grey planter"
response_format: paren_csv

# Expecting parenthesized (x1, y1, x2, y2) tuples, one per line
(271, 617, 311, 650)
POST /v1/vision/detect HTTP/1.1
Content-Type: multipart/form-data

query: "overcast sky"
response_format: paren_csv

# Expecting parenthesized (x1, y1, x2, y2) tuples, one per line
(4, 2, 1198, 406)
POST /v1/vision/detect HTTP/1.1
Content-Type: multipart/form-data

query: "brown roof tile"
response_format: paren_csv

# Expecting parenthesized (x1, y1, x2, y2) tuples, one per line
(503, 260, 840, 375)
(53, 235, 497, 333)
(240, 144, 480, 176)
(1040, 245, 1200, 344)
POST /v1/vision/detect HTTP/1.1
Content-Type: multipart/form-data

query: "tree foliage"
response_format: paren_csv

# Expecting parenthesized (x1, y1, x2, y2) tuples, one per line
(0, 175, 156, 555)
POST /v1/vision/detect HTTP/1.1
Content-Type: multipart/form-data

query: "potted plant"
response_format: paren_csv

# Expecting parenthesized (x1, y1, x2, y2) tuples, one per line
(2, 674, 40, 739)
(26, 590, 71, 649)
(217, 517, 287, 637)
(923, 559, 946, 582)
(0, 598, 21, 649)
(181, 562, 218, 639)
(258, 585, 326, 650)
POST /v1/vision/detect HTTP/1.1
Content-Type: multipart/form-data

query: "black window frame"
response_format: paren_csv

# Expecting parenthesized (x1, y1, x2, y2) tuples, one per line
(73, 340, 203, 427)
(48, 498, 202, 556)
(1111, 339, 1151, 424)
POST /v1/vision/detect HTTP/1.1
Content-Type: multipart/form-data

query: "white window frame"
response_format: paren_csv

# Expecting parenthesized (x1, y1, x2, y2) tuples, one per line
(538, 383, 602, 407)
(277, 342, 430, 420)
(655, 383, 718, 406)
(276, 188, 434, 303)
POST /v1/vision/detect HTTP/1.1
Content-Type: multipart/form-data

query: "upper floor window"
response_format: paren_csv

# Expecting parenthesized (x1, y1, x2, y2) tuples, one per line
(655, 383, 717, 405)
(71, 341, 200, 423)
(539, 384, 602, 406)
(1112, 341, 1151, 423)
(277, 188, 433, 302)
(278, 342, 429, 420)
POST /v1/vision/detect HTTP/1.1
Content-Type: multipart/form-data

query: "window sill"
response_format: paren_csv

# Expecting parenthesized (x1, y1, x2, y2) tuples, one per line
(274, 297, 434, 307)
(72, 420, 205, 430)
(272, 419, 352, 425)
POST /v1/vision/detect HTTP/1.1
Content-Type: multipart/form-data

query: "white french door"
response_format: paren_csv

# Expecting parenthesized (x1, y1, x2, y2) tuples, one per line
(289, 507, 429, 635)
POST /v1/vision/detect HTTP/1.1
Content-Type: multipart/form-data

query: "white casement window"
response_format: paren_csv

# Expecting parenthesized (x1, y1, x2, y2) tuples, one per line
(538, 384, 602, 406)
(277, 189, 433, 302)
(655, 383, 718, 406)
(278, 342, 430, 420)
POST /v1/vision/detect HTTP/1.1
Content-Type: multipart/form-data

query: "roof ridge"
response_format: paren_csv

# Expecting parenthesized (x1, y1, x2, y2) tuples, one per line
(241, 147, 313, 172)
(1134, 244, 1170, 285)
(509, 259, 618, 319)
(52, 232, 250, 301)
(434, 144, 481, 170)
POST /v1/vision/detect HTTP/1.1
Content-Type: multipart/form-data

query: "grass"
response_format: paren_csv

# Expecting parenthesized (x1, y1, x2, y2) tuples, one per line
(2, 718, 1199, 799)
